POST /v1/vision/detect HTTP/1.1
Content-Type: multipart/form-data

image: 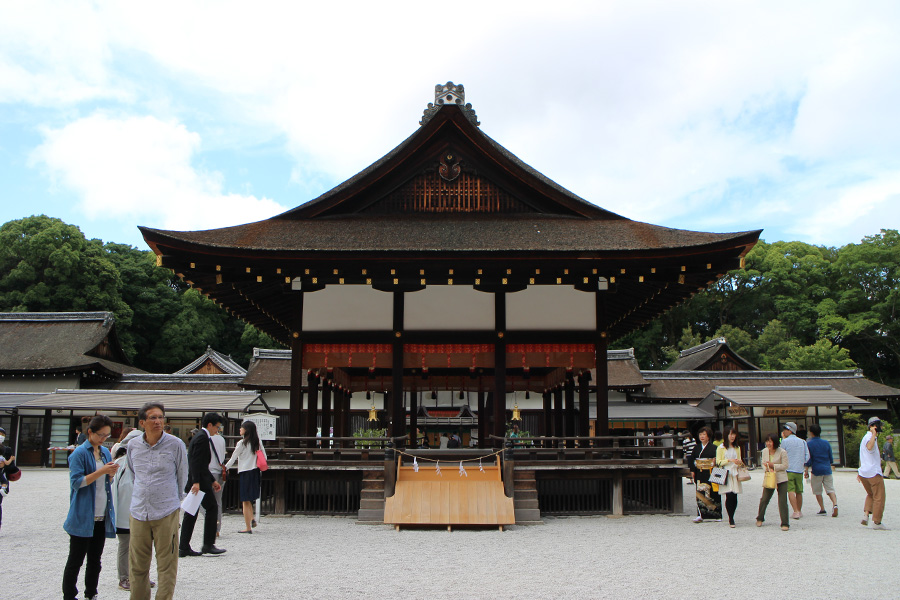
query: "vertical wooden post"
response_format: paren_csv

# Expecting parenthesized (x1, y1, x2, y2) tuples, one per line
(274, 470, 286, 514)
(553, 387, 563, 446)
(333, 385, 344, 442)
(564, 372, 575, 446)
(477, 390, 486, 448)
(578, 371, 590, 442)
(612, 472, 624, 516)
(595, 293, 609, 438)
(542, 391, 552, 445)
(391, 291, 405, 447)
(289, 291, 305, 437)
(321, 379, 333, 441)
(493, 292, 507, 446)
(306, 371, 319, 443)
(409, 389, 418, 448)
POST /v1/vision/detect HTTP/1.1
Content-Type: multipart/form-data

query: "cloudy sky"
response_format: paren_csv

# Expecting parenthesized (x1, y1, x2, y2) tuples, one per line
(2, 1, 898, 250)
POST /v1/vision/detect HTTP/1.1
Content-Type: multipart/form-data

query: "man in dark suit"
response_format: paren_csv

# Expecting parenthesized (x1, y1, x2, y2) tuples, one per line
(179, 413, 226, 557)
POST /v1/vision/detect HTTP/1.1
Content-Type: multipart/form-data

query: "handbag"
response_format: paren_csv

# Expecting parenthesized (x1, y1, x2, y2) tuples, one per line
(256, 449, 268, 472)
(710, 466, 729, 485)
(737, 466, 751, 482)
(763, 470, 777, 489)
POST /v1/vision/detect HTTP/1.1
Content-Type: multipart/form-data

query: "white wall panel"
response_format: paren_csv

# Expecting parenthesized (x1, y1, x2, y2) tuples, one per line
(506, 286, 595, 330)
(302, 286, 393, 331)
(404, 286, 495, 330)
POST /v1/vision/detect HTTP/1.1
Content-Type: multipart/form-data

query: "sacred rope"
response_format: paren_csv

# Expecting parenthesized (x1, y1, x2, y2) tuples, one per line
(394, 448, 504, 477)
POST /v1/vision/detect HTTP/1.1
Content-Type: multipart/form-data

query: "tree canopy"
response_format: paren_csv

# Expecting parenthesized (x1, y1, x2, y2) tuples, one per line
(0, 216, 283, 372)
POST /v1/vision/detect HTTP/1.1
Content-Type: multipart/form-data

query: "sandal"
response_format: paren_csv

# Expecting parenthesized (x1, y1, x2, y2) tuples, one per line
(238, 529, 252, 534)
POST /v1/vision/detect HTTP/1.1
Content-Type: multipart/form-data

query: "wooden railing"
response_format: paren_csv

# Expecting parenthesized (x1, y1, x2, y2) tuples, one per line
(223, 435, 404, 463)
(490, 434, 688, 465)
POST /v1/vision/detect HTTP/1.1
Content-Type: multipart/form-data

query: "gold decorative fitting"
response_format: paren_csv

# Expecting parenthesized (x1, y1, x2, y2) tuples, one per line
(740, 257, 746, 269)
(477, 269, 483, 275)
(448, 279, 453, 285)
(366, 278, 372, 285)
(304, 269, 310, 275)
(215, 264, 221, 271)
(592, 269, 597, 274)
(564, 269, 569, 275)
(620, 268, 626, 274)
(680, 265, 686, 272)
(257, 275, 263, 282)
(155, 255, 162, 267)
(312, 277, 318, 284)
(678, 274, 685, 284)
(393, 278, 398, 285)
(498, 332, 504, 338)
(506, 269, 512, 275)
(216, 274, 222, 284)
(420, 269, 425, 275)
(333, 269, 339, 275)
(556, 278, 561, 284)
(362, 269, 367, 275)
(610, 276, 616, 283)
(420, 278, 426, 285)
(535, 268, 540, 275)
(276, 268, 282, 274)
(529, 278, 535, 284)
(246, 267, 251, 273)
(292, 332, 299, 339)
(395, 331, 401, 338)
(639, 275, 644, 283)
(475, 278, 480, 285)
(449, 269, 454, 275)
(651, 267, 656, 273)
(339, 278, 344, 284)
(190, 262, 195, 269)
(391, 269, 396, 275)
(285, 277, 290, 283)
(601, 331, 608, 338)
(583, 277, 588, 284)
(707, 263, 712, 269)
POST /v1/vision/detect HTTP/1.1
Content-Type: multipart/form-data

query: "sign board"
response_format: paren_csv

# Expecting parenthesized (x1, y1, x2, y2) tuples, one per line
(727, 406, 749, 418)
(242, 413, 278, 441)
(762, 407, 807, 418)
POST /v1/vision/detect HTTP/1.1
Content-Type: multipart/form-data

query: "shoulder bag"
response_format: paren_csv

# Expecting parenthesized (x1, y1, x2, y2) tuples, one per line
(709, 466, 729, 485)
(256, 449, 268, 472)
(736, 466, 751, 481)
(763, 469, 776, 489)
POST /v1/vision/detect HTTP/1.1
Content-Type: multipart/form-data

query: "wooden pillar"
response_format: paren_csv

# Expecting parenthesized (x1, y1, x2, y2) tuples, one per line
(40, 409, 52, 467)
(390, 291, 405, 447)
(553, 387, 564, 446)
(493, 292, 507, 446)
(409, 390, 418, 448)
(477, 390, 486, 448)
(564, 372, 575, 446)
(484, 392, 493, 447)
(542, 391, 552, 445)
(306, 371, 319, 443)
(343, 388, 352, 439)
(595, 293, 609, 438)
(321, 379, 333, 440)
(289, 291, 305, 436)
(332, 384, 344, 442)
(578, 371, 590, 441)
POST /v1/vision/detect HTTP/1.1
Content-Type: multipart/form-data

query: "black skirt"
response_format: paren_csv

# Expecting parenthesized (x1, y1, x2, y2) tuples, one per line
(239, 468, 261, 502)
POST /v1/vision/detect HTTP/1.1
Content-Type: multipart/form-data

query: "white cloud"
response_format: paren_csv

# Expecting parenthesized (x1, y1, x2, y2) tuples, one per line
(30, 113, 286, 231)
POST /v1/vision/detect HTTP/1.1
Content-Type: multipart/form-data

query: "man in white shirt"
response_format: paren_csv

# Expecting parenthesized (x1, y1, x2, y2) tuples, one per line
(780, 422, 810, 519)
(858, 417, 887, 529)
(208, 429, 226, 535)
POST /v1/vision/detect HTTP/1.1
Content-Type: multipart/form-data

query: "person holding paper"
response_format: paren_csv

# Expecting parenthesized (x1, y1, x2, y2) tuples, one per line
(127, 402, 187, 600)
(179, 413, 226, 557)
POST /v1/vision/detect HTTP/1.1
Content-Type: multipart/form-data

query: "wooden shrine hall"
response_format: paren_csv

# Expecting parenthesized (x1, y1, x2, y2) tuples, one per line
(140, 83, 761, 521)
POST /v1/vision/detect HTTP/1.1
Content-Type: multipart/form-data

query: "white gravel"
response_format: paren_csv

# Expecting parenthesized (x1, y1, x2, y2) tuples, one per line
(1, 468, 898, 600)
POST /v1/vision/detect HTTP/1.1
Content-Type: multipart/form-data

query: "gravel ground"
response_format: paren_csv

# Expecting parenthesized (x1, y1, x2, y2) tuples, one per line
(1, 468, 898, 600)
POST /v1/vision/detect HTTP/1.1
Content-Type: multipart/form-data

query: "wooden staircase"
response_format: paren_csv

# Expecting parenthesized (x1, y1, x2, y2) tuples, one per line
(357, 468, 386, 523)
(513, 468, 542, 524)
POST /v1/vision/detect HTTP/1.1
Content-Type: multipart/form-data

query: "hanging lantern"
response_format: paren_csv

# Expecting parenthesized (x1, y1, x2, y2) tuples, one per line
(512, 402, 522, 422)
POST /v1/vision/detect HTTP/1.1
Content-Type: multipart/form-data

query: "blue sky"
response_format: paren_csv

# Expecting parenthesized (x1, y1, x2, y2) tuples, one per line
(2, 1, 899, 250)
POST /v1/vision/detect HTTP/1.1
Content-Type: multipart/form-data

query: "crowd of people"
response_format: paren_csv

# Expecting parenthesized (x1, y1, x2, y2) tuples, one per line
(686, 417, 891, 531)
(61, 404, 265, 600)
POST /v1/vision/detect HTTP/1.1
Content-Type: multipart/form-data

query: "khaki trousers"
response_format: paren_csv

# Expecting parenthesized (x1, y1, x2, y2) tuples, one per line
(859, 474, 886, 525)
(884, 460, 900, 479)
(129, 510, 179, 600)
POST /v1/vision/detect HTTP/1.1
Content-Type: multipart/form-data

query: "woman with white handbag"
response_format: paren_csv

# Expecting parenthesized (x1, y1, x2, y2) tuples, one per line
(716, 427, 745, 527)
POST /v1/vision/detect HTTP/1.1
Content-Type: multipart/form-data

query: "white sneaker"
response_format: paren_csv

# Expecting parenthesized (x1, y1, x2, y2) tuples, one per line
(872, 523, 888, 530)
(692, 516, 703, 523)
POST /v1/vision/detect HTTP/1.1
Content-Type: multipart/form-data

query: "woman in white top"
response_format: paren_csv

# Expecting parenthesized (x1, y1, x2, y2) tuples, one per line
(715, 427, 744, 527)
(225, 420, 266, 534)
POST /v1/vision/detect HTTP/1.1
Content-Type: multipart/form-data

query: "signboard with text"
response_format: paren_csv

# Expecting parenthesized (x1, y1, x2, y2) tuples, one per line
(242, 413, 278, 440)
(762, 407, 807, 418)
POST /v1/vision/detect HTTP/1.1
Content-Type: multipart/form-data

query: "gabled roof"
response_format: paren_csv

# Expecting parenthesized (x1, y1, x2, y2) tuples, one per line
(0, 312, 142, 376)
(97, 373, 245, 392)
(16, 389, 260, 413)
(174, 346, 246, 375)
(707, 385, 870, 407)
(639, 369, 900, 401)
(667, 338, 759, 371)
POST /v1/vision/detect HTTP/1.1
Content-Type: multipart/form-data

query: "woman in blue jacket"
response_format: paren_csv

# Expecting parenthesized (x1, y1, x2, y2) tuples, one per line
(63, 414, 119, 600)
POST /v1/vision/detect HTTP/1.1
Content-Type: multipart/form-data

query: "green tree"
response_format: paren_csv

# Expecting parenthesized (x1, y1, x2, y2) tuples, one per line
(782, 339, 856, 370)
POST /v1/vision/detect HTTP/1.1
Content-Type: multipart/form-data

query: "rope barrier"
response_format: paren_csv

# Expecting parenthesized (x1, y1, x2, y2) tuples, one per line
(394, 448, 503, 464)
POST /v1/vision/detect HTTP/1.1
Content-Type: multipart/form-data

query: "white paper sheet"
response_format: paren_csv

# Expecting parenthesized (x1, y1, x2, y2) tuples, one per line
(181, 490, 205, 516)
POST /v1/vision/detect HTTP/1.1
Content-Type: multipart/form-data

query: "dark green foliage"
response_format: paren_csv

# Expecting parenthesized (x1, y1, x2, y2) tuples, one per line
(0, 216, 283, 372)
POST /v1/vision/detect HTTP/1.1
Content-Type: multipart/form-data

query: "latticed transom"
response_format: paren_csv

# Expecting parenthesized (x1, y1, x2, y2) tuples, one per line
(363, 170, 537, 214)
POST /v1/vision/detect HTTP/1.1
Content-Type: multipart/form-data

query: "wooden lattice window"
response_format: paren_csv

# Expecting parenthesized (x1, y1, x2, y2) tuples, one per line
(363, 171, 536, 214)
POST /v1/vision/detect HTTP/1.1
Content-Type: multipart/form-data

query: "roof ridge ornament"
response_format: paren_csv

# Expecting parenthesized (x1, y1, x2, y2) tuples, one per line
(420, 81, 480, 127)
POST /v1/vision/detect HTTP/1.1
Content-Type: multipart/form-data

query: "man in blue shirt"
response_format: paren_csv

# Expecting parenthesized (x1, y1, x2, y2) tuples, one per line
(804, 423, 838, 517)
(781, 422, 809, 520)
